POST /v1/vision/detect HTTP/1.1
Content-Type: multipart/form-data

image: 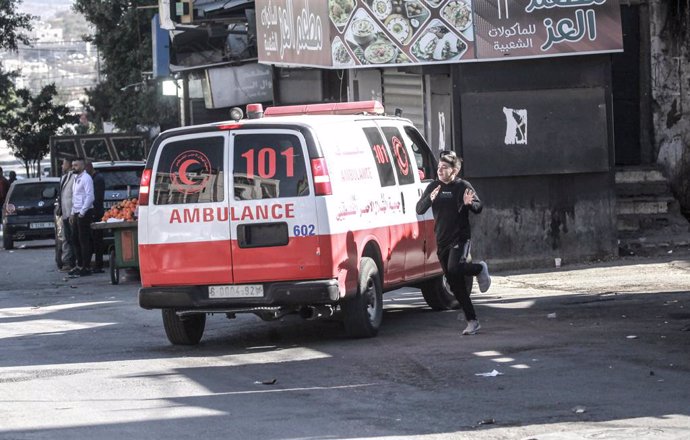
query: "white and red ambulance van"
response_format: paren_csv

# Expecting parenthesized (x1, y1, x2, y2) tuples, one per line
(137, 101, 468, 345)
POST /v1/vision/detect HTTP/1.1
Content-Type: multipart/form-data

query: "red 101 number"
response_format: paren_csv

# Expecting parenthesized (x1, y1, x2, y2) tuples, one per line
(372, 144, 389, 165)
(241, 147, 294, 179)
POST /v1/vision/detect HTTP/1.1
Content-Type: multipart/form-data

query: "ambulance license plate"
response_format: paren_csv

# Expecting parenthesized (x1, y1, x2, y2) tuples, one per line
(209, 285, 263, 298)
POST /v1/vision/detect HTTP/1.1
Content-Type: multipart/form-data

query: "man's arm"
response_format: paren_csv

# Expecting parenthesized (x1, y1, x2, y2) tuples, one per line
(416, 181, 439, 215)
(458, 181, 483, 214)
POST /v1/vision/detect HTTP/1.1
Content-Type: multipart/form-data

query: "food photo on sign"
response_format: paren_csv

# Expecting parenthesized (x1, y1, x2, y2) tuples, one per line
(343, 8, 411, 65)
(328, 0, 474, 67)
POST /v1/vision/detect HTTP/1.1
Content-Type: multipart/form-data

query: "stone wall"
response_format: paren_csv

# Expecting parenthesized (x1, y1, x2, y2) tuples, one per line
(650, 0, 690, 217)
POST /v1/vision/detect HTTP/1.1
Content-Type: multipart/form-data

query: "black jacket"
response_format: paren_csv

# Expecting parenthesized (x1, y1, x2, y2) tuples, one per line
(416, 178, 482, 250)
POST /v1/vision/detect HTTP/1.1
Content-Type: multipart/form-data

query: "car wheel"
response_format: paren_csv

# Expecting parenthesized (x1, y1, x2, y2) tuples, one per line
(342, 257, 383, 338)
(3, 231, 13, 250)
(162, 309, 206, 345)
(109, 248, 119, 285)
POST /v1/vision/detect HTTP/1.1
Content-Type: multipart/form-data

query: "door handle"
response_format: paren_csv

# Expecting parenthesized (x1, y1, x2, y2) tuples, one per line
(401, 192, 405, 214)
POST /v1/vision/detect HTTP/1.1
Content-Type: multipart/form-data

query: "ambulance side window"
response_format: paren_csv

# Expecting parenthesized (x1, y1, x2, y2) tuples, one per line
(153, 137, 225, 205)
(232, 133, 309, 200)
(363, 127, 396, 187)
(403, 126, 435, 182)
(381, 126, 415, 185)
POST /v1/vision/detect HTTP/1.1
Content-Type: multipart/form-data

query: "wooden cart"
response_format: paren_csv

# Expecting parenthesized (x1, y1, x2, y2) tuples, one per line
(91, 220, 139, 284)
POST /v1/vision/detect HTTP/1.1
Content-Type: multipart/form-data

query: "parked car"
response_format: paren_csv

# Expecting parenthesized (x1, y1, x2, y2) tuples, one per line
(2, 178, 60, 250)
(54, 161, 144, 268)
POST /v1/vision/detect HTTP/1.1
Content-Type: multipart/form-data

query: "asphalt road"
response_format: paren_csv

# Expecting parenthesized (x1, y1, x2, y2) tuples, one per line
(1, 239, 689, 440)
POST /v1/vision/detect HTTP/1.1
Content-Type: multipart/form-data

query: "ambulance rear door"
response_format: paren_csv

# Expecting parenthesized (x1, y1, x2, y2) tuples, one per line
(139, 132, 232, 287)
(228, 128, 322, 284)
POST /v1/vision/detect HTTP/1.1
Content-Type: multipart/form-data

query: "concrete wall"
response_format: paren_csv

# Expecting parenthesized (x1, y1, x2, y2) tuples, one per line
(470, 174, 617, 270)
(650, 0, 690, 216)
(454, 56, 618, 269)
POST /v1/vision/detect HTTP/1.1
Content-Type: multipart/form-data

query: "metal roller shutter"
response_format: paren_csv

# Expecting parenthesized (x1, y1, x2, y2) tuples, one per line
(382, 70, 425, 135)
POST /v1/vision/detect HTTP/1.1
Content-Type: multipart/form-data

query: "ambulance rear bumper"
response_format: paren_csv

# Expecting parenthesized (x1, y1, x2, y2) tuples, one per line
(139, 279, 340, 310)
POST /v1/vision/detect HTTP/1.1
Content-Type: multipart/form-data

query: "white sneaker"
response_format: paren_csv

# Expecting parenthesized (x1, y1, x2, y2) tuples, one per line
(477, 261, 491, 293)
(463, 320, 481, 335)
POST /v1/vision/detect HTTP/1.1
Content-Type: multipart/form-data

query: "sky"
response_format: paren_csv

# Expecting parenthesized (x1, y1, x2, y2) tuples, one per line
(19, 0, 72, 20)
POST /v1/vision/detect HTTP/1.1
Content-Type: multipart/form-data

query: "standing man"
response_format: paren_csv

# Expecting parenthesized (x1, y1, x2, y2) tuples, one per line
(416, 150, 491, 335)
(86, 161, 105, 273)
(69, 158, 95, 277)
(56, 159, 76, 270)
(0, 167, 9, 227)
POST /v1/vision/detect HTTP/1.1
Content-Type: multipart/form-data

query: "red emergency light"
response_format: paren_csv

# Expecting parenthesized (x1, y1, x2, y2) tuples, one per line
(263, 100, 385, 117)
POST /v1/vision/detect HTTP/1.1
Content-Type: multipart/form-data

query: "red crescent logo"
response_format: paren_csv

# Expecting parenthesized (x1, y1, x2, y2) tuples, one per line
(178, 159, 200, 185)
(170, 150, 212, 194)
(392, 137, 409, 176)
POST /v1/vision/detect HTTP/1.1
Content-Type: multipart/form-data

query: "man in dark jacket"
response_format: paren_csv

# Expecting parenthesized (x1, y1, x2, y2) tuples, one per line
(416, 150, 491, 335)
(86, 161, 106, 272)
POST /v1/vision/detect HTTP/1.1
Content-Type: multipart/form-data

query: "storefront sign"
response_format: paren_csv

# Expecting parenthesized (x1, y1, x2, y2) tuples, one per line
(203, 63, 274, 108)
(256, 0, 622, 68)
(474, 0, 623, 60)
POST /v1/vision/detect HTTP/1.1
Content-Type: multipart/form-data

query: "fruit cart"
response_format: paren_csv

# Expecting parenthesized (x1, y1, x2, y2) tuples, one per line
(91, 220, 139, 284)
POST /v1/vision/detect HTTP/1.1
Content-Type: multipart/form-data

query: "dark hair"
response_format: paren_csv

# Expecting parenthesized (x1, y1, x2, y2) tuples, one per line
(439, 150, 462, 168)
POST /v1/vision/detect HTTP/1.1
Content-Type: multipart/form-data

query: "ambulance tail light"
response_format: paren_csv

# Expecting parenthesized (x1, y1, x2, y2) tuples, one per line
(310, 158, 332, 196)
(138, 168, 152, 206)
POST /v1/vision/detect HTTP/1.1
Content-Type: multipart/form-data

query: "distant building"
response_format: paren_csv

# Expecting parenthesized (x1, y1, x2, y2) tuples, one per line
(31, 21, 63, 43)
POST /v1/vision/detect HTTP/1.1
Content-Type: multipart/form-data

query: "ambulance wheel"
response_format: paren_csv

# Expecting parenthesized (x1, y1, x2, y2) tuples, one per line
(342, 257, 382, 338)
(162, 309, 206, 345)
(3, 233, 13, 250)
(420, 275, 466, 311)
(109, 249, 119, 285)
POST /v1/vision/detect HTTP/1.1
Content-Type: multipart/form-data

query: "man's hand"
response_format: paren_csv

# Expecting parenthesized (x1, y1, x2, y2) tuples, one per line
(463, 188, 475, 205)
(69, 214, 77, 226)
(430, 185, 441, 202)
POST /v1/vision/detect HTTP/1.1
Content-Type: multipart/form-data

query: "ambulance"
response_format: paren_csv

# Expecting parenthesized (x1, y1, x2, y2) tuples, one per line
(137, 100, 468, 345)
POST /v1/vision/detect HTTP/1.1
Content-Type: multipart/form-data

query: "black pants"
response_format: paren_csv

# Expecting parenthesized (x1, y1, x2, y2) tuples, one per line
(91, 210, 104, 269)
(438, 240, 482, 321)
(70, 211, 93, 270)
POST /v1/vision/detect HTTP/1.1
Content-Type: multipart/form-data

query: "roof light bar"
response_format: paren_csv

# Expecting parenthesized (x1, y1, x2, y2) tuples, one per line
(264, 100, 385, 117)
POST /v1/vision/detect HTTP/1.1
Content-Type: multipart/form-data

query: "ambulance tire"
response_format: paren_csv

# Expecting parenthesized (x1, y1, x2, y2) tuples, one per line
(342, 257, 383, 338)
(420, 275, 467, 311)
(3, 233, 13, 250)
(162, 309, 206, 345)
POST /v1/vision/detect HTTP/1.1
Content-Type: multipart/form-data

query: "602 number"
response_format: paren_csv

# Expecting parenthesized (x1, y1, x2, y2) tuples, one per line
(293, 224, 315, 236)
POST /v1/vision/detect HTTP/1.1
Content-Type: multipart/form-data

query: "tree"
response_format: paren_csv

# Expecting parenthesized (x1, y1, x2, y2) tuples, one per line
(2, 84, 76, 177)
(73, 0, 178, 132)
(0, 0, 34, 117)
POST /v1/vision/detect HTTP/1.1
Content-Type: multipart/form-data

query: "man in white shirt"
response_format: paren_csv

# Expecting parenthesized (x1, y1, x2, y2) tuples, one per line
(69, 158, 95, 276)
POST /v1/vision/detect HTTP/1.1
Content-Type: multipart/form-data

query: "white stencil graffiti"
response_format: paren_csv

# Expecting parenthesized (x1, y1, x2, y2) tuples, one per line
(503, 107, 527, 145)
(438, 112, 446, 150)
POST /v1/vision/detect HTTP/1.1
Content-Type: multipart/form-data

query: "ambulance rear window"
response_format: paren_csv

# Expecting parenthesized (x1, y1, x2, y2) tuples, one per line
(153, 136, 225, 205)
(232, 133, 309, 200)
